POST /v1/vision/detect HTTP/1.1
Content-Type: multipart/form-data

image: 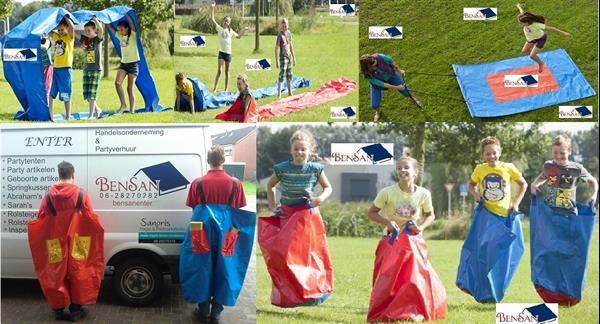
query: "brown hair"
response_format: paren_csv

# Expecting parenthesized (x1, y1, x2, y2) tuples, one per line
(58, 17, 69, 27)
(397, 148, 420, 178)
(480, 136, 502, 154)
(359, 54, 376, 78)
(84, 20, 97, 29)
(237, 73, 249, 88)
(57, 161, 75, 180)
(289, 129, 318, 160)
(552, 134, 572, 150)
(518, 12, 545, 24)
(207, 145, 226, 167)
(175, 72, 185, 83)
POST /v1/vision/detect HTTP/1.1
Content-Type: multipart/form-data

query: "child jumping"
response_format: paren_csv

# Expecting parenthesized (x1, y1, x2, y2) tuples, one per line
(211, 3, 247, 93)
(359, 53, 421, 122)
(108, 14, 139, 114)
(215, 74, 257, 122)
(48, 17, 75, 121)
(275, 18, 295, 98)
(175, 72, 195, 113)
(367, 152, 447, 321)
(259, 129, 334, 307)
(79, 17, 103, 119)
(516, 3, 571, 72)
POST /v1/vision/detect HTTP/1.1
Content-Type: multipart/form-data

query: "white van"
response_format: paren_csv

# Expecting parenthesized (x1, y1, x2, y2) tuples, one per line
(1, 124, 214, 306)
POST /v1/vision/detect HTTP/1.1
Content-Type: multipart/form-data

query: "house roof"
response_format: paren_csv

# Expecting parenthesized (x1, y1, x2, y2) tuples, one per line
(212, 126, 256, 145)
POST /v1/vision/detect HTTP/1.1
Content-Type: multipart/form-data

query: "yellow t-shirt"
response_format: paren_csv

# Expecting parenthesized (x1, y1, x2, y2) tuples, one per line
(51, 33, 74, 68)
(176, 79, 194, 96)
(117, 31, 140, 64)
(373, 184, 433, 227)
(470, 162, 522, 217)
(523, 22, 546, 41)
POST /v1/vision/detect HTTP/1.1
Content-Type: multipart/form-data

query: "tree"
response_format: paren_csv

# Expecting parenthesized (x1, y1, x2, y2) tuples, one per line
(0, 0, 13, 20)
(254, 0, 260, 52)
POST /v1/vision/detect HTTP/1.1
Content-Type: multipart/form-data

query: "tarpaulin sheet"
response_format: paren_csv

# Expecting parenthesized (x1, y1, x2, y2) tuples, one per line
(456, 203, 524, 303)
(258, 204, 333, 307)
(529, 194, 595, 306)
(27, 191, 104, 309)
(215, 92, 258, 122)
(179, 204, 255, 306)
(367, 226, 447, 322)
(1, 6, 166, 121)
(189, 77, 311, 110)
(453, 49, 596, 117)
(250, 78, 357, 122)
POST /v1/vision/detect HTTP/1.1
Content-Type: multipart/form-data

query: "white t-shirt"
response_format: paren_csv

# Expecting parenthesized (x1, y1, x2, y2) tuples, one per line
(216, 24, 238, 54)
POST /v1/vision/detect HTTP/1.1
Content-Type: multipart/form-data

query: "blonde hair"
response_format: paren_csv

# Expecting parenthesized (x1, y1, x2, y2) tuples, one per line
(480, 136, 501, 154)
(237, 73, 249, 88)
(552, 134, 572, 150)
(397, 148, 420, 178)
(207, 145, 226, 167)
(281, 18, 289, 25)
(289, 129, 318, 160)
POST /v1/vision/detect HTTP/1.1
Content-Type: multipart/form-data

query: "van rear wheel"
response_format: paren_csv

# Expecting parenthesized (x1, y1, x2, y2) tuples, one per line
(113, 258, 163, 306)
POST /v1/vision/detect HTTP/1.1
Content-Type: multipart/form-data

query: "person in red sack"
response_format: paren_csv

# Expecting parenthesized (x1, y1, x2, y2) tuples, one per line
(259, 129, 334, 307)
(184, 145, 246, 323)
(366, 152, 447, 322)
(28, 161, 104, 322)
(215, 74, 257, 122)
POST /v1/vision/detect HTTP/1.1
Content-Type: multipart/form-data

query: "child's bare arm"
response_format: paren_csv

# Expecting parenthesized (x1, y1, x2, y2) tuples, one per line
(530, 173, 546, 195)
(381, 82, 405, 91)
(512, 176, 528, 211)
(587, 176, 598, 204)
(66, 17, 75, 38)
(545, 25, 571, 36)
(368, 205, 398, 232)
(189, 97, 195, 114)
(313, 172, 332, 206)
(516, 3, 525, 14)
(468, 181, 481, 202)
(290, 40, 296, 65)
(126, 14, 136, 33)
(175, 90, 181, 109)
(417, 211, 435, 232)
(274, 45, 279, 66)
(266, 173, 280, 212)
(211, 3, 218, 27)
(94, 17, 104, 40)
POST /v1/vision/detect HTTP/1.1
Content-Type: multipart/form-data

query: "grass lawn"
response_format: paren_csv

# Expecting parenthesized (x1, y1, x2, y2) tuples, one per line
(358, 0, 599, 122)
(173, 15, 358, 122)
(256, 223, 599, 323)
(242, 180, 256, 195)
(0, 63, 176, 123)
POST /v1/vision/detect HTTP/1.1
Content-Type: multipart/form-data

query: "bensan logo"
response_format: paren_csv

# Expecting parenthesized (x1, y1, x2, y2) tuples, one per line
(463, 7, 498, 20)
(330, 143, 394, 165)
(329, 4, 356, 17)
(330, 106, 356, 119)
(245, 58, 271, 71)
(559, 106, 593, 119)
(368, 26, 403, 39)
(95, 162, 190, 196)
(3, 48, 38, 61)
(496, 303, 558, 324)
(179, 35, 205, 48)
(504, 74, 538, 87)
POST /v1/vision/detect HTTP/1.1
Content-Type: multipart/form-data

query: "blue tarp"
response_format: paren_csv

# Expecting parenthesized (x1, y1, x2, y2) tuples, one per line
(1, 6, 165, 121)
(529, 194, 595, 304)
(179, 204, 255, 306)
(453, 49, 596, 118)
(456, 203, 524, 303)
(188, 76, 311, 110)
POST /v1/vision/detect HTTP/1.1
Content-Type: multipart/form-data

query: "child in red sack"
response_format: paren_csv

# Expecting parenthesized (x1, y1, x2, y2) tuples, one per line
(259, 129, 334, 307)
(215, 74, 257, 122)
(366, 152, 447, 322)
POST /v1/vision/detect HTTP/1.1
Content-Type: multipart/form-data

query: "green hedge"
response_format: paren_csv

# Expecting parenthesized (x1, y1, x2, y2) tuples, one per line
(181, 11, 245, 34)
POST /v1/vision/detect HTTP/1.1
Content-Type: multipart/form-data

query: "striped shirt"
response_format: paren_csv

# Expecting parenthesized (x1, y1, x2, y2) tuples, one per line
(274, 160, 323, 206)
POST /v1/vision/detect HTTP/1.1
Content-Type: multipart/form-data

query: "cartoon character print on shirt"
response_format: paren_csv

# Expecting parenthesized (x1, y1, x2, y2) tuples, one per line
(394, 202, 417, 219)
(279, 33, 288, 47)
(555, 189, 573, 209)
(120, 36, 130, 49)
(83, 38, 96, 64)
(221, 29, 230, 40)
(482, 173, 505, 201)
(545, 164, 561, 187)
(54, 40, 66, 57)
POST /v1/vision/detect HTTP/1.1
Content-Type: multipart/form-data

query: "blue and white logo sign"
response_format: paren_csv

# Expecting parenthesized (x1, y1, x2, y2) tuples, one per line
(504, 74, 539, 87)
(245, 58, 271, 71)
(368, 26, 403, 39)
(330, 143, 394, 165)
(329, 3, 356, 17)
(330, 106, 357, 119)
(463, 7, 498, 20)
(496, 303, 558, 324)
(559, 106, 593, 119)
(3, 48, 38, 61)
(179, 35, 206, 48)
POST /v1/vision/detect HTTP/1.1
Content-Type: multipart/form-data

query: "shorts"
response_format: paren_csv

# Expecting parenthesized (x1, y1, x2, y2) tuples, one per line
(50, 67, 72, 102)
(178, 94, 192, 112)
(278, 57, 293, 82)
(370, 73, 411, 109)
(119, 61, 139, 75)
(43, 65, 53, 97)
(218, 51, 232, 62)
(527, 33, 547, 49)
(83, 70, 101, 100)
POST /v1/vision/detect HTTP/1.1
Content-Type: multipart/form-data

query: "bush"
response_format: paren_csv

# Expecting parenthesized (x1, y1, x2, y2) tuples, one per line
(181, 11, 244, 34)
(320, 201, 382, 237)
(425, 215, 471, 240)
(72, 47, 85, 70)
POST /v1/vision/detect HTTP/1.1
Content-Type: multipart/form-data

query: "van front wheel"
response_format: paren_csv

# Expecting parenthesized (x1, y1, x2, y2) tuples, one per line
(113, 258, 163, 306)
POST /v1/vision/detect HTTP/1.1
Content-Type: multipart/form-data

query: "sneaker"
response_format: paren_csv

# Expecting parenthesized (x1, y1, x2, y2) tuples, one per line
(53, 309, 70, 321)
(70, 308, 88, 322)
(374, 110, 381, 121)
(413, 98, 423, 109)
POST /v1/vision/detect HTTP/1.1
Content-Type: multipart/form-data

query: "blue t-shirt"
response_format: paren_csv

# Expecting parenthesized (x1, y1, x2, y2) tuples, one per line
(273, 160, 323, 206)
